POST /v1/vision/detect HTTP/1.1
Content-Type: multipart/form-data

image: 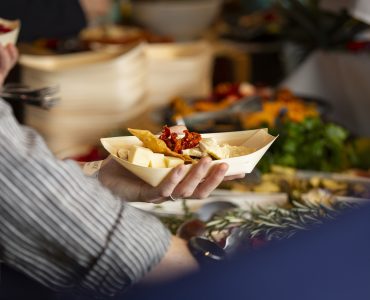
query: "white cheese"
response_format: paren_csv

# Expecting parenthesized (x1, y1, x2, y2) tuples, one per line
(150, 153, 166, 168)
(165, 156, 185, 168)
(128, 145, 153, 167)
(182, 147, 204, 157)
(199, 138, 255, 159)
(199, 138, 229, 159)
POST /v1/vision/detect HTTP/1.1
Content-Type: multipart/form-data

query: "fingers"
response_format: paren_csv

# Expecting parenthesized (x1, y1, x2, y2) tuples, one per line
(173, 158, 230, 199)
(149, 158, 240, 203)
(156, 164, 187, 198)
(152, 158, 214, 203)
(171, 157, 213, 198)
(190, 163, 229, 199)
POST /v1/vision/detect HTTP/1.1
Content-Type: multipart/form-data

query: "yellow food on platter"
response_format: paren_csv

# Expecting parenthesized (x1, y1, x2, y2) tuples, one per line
(117, 145, 184, 168)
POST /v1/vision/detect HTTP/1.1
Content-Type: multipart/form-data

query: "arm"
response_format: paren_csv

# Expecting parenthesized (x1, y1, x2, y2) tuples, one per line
(143, 235, 198, 283)
(0, 99, 197, 297)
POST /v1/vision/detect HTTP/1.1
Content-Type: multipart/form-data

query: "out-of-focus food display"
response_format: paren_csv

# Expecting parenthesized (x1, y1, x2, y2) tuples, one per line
(241, 89, 319, 128)
(160, 83, 370, 174)
(171, 82, 271, 119)
(22, 24, 171, 55)
(79, 24, 172, 46)
(162, 82, 326, 134)
(101, 127, 277, 186)
(221, 165, 370, 200)
(159, 82, 270, 133)
(170, 86, 321, 125)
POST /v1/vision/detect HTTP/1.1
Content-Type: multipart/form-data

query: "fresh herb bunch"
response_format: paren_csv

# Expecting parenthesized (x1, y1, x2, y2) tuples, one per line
(259, 117, 350, 172)
(274, 0, 368, 54)
(205, 199, 355, 242)
(159, 197, 355, 242)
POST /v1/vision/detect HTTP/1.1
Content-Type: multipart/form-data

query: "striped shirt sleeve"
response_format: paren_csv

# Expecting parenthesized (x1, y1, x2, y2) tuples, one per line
(0, 100, 171, 297)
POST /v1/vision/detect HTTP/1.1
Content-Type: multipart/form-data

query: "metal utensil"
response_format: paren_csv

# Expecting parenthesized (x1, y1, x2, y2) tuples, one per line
(2, 83, 59, 96)
(0, 84, 60, 109)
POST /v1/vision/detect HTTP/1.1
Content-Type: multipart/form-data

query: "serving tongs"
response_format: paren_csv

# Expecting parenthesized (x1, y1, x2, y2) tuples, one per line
(174, 95, 263, 126)
(0, 83, 60, 109)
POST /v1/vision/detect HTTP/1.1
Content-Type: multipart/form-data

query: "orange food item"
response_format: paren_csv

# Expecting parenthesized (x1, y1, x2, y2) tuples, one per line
(243, 89, 318, 128)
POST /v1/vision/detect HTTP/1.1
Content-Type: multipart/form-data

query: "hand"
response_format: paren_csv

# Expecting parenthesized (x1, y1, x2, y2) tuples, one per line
(99, 155, 245, 203)
(79, 0, 113, 23)
(0, 44, 18, 87)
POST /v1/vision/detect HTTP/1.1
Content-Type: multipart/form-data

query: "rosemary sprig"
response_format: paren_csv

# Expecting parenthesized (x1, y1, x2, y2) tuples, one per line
(204, 200, 355, 241)
(158, 193, 356, 241)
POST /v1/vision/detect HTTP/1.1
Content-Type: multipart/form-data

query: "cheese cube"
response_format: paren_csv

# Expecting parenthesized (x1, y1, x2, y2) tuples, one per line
(128, 145, 153, 167)
(165, 156, 184, 168)
(117, 148, 129, 160)
(149, 153, 166, 168)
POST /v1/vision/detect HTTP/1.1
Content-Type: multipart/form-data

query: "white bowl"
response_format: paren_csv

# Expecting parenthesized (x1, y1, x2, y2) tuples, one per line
(0, 18, 20, 46)
(101, 129, 277, 187)
(132, 0, 223, 41)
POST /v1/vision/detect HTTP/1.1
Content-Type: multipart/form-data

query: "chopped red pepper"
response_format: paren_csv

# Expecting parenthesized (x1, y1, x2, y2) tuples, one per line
(159, 126, 202, 154)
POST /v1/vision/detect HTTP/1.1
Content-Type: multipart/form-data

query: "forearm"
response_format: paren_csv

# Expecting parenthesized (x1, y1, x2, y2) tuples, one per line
(142, 235, 199, 284)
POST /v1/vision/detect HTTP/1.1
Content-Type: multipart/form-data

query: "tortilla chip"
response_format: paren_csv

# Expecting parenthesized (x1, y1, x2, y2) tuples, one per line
(128, 128, 194, 163)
